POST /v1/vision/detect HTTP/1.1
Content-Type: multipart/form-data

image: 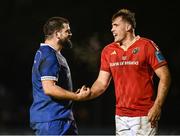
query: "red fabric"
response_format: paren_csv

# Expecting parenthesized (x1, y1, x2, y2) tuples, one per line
(100, 37, 167, 117)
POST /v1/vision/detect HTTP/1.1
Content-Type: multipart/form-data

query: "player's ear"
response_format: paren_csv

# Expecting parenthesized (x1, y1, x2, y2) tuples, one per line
(126, 24, 132, 31)
(55, 31, 61, 39)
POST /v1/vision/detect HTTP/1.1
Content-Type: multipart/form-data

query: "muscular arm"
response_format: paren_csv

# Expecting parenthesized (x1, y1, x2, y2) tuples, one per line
(88, 70, 112, 100)
(148, 65, 171, 126)
(42, 80, 89, 101)
(154, 65, 171, 108)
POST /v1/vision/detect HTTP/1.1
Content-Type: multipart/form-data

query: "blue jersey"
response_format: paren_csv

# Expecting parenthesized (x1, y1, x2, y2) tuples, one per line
(30, 43, 74, 123)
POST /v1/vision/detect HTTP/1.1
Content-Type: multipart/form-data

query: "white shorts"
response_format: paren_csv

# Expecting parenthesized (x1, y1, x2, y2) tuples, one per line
(115, 115, 157, 136)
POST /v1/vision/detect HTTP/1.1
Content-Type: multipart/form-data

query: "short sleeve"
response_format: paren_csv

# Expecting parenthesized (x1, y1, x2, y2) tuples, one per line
(100, 48, 111, 72)
(40, 54, 59, 81)
(146, 41, 167, 70)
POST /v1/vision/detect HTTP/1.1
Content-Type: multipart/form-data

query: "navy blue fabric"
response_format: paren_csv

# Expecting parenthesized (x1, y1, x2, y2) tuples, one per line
(30, 119, 78, 135)
(30, 44, 74, 123)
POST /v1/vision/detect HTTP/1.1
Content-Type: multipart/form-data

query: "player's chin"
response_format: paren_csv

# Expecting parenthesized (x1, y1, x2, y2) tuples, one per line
(62, 39, 73, 49)
(114, 38, 119, 42)
(67, 39, 73, 48)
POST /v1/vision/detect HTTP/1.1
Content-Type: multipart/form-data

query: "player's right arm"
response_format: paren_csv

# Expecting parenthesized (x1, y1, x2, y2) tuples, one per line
(42, 80, 90, 101)
(87, 70, 112, 100)
(38, 50, 90, 101)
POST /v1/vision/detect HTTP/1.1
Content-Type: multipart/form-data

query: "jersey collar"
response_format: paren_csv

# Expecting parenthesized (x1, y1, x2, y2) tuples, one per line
(40, 43, 57, 51)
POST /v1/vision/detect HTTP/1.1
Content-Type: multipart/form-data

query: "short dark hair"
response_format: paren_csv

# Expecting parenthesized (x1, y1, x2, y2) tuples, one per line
(112, 9, 136, 29)
(43, 17, 69, 37)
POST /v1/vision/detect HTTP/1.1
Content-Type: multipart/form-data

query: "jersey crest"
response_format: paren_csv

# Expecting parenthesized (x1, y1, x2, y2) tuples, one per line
(132, 47, 140, 54)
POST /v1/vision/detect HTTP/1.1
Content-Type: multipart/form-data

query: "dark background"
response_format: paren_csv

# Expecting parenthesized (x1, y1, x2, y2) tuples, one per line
(0, 0, 180, 134)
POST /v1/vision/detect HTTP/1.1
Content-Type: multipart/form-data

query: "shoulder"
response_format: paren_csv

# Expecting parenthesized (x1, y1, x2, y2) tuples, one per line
(139, 37, 153, 44)
(40, 46, 55, 55)
(138, 37, 159, 50)
(102, 42, 117, 52)
(34, 46, 58, 65)
(39, 46, 57, 59)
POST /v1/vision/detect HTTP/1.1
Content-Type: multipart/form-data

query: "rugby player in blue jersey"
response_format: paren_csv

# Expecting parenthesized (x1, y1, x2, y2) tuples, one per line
(30, 17, 90, 135)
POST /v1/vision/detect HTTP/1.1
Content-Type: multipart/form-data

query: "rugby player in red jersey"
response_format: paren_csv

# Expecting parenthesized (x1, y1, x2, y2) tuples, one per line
(85, 9, 171, 135)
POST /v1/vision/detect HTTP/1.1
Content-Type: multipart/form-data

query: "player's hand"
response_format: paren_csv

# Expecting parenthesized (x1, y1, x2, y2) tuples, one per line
(75, 84, 88, 94)
(147, 104, 161, 128)
(76, 85, 90, 101)
(75, 89, 80, 94)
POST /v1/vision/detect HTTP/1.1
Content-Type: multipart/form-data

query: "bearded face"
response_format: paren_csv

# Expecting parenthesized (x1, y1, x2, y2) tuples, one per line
(58, 37, 72, 49)
(57, 23, 73, 49)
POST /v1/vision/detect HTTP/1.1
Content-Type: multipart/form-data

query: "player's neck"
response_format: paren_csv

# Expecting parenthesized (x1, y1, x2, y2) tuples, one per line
(45, 39, 62, 52)
(119, 34, 137, 50)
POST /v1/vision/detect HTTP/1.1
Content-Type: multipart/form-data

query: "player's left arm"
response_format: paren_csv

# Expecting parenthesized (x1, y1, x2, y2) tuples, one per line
(148, 65, 171, 127)
(154, 65, 171, 110)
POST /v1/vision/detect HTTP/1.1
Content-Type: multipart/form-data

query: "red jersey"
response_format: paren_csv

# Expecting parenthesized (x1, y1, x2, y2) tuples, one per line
(100, 37, 167, 117)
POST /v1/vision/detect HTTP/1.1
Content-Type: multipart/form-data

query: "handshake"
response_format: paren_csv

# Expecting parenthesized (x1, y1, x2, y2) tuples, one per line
(74, 85, 91, 101)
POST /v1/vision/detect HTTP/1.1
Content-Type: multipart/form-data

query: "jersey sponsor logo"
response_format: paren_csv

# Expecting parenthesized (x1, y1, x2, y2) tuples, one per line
(110, 61, 139, 67)
(34, 50, 42, 64)
(155, 51, 165, 63)
(111, 50, 117, 55)
(32, 50, 42, 73)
